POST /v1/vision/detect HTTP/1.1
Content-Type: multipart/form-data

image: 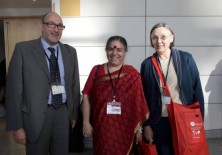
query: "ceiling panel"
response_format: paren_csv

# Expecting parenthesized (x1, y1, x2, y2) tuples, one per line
(0, 0, 51, 8)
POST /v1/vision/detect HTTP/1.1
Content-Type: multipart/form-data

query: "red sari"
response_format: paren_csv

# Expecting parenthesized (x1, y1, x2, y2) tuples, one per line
(82, 64, 149, 155)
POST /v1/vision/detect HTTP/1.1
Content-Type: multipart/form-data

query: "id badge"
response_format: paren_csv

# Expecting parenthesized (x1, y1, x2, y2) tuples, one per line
(107, 99, 121, 114)
(161, 95, 171, 105)
(51, 83, 65, 95)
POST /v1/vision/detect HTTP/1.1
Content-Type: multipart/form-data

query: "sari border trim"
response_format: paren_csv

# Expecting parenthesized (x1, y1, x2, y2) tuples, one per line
(127, 112, 150, 155)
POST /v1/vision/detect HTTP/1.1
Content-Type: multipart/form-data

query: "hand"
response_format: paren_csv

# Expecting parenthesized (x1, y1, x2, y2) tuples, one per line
(135, 131, 143, 144)
(13, 128, 26, 145)
(83, 121, 93, 137)
(71, 120, 76, 129)
(143, 125, 154, 144)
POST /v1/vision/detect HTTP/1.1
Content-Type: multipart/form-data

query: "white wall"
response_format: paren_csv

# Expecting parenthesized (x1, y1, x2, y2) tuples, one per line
(60, 0, 222, 131)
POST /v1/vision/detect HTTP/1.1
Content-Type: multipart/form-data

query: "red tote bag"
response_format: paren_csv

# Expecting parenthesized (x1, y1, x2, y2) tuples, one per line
(151, 56, 209, 155)
(138, 140, 158, 155)
(166, 101, 209, 155)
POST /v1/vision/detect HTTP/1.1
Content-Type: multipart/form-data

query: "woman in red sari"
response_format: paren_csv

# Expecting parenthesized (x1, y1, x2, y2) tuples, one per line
(82, 36, 149, 155)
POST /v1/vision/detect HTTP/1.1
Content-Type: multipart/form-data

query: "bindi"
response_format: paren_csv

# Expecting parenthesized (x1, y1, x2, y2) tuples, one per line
(112, 46, 117, 49)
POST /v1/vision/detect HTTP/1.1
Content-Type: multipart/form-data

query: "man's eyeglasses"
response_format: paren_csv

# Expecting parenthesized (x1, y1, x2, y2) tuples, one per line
(151, 35, 172, 42)
(42, 21, 65, 30)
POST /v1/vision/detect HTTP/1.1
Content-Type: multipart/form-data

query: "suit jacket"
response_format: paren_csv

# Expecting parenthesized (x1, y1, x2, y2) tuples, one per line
(6, 38, 80, 143)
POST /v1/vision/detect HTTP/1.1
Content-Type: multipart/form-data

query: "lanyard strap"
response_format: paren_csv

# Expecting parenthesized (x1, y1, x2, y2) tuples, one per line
(151, 55, 171, 96)
(157, 54, 172, 86)
(44, 46, 60, 77)
(107, 63, 123, 100)
(45, 46, 59, 65)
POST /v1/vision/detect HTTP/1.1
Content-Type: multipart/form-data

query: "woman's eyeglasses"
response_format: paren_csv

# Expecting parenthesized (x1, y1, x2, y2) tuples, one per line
(151, 35, 172, 42)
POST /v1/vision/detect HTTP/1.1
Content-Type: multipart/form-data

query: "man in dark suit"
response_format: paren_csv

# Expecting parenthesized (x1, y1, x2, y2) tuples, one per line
(5, 12, 80, 155)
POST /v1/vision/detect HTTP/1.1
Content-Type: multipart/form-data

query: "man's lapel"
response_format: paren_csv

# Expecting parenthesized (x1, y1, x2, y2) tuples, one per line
(32, 39, 50, 79)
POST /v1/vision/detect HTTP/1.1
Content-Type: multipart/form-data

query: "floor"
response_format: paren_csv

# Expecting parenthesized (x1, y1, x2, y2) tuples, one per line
(0, 104, 221, 155)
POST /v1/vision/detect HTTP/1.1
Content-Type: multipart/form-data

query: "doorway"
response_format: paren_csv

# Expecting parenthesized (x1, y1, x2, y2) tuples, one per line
(4, 17, 41, 70)
(0, 20, 6, 116)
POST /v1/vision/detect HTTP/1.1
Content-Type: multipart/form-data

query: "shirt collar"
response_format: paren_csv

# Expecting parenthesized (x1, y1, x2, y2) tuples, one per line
(41, 37, 58, 51)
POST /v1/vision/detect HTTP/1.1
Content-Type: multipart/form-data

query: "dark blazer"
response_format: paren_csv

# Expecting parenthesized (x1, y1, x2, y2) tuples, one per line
(6, 38, 80, 143)
(141, 48, 204, 126)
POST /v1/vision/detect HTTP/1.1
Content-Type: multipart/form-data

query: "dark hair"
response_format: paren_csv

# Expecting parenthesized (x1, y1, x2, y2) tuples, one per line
(105, 36, 128, 52)
(150, 22, 175, 48)
(41, 12, 51, 23)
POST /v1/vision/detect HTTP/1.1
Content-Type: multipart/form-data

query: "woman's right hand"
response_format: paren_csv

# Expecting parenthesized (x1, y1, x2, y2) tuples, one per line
(82, 94, 93, 137)
(83, 121, 93, 137)
(143, 125, 154, 144)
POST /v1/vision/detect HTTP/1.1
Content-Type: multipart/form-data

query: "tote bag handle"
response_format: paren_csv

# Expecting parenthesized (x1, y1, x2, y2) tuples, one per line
(151, 56, 171, 96)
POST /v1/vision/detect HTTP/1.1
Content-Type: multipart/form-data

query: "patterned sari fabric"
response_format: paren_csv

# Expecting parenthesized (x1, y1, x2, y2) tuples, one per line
(90, 65, 149, 155)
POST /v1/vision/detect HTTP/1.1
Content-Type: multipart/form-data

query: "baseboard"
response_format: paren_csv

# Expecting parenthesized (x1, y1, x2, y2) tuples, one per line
(84, 137, 93, 149)
(205, 129, 222, 139)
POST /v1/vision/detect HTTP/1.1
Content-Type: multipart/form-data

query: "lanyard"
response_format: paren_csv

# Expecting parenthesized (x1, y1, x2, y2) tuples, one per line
(107, 63, 123, 100)
(157, 53, 172, 87)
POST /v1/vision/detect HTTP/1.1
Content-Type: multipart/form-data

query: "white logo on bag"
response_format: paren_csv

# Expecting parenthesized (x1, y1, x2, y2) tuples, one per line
(190, 121, 202, 137)
(190, 121, 196, 126)
(190, 121, 202, 127)
(192, 130, 200, 135)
